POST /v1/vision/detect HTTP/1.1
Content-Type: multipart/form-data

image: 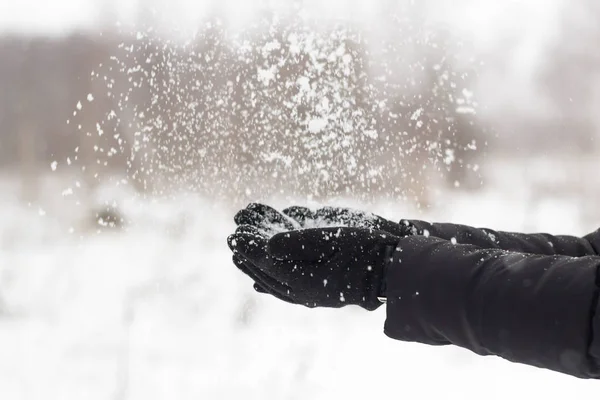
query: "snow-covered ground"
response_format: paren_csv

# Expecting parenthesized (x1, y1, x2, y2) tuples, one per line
(0, 160, 599, 400)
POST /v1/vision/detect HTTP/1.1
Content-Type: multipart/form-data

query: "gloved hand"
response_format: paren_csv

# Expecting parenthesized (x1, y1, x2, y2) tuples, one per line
(234, 203, 410, 237)
(227, 225, 400, 310)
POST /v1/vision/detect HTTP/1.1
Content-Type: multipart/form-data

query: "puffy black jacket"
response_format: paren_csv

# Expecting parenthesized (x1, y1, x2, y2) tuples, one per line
(384, 222, 600, 379)
(400, 219, 600, 256)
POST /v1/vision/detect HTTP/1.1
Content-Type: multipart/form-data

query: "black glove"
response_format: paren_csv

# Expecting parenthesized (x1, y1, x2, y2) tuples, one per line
(227, 226, 400, 310)
(234, 203, 410, 237)
(233, 203, 302, 237)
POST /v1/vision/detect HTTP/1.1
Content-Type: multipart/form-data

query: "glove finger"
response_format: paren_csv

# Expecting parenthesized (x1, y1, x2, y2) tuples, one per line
(282, 206, 316, 225)
(227, 234, 241, 253)
(253, 283, 268, 293)
(236, 224, 267, 237)
(235, 208, 297, 236)
(254, 283, 299, 304)
(376, 218, 412, 237)
(233, 255, 295, 302)
(245, 203, 281, 216)
(398, 219, 419, 236)
(235, 220, 284, 240)
(246, 203, 299, 230)
(312, 207, 404, 236)
(314, 207, 375, 227)
(233, 255, 284, 290)
(234, 209, 264, 227)
(232, 234, 308, 286)
(235, 259, 290, 301)
(234, 257, 287, 300)
(229, 233, 266, 254)
(229, 233, 270, 264)
(232, 255, 260, 282)
(252, 281, 297, 303)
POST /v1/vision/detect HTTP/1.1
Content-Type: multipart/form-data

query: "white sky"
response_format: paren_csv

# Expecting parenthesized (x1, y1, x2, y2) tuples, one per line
(0, 0, 570, 118)
(0, 0, 562, 39)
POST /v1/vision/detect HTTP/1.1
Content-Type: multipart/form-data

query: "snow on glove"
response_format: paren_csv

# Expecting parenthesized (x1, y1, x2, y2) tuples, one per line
(227, 226, 400, 310)
(234, 203, 410, 238)
(233, 203, 302, 237)
(283, 205, 410, 236)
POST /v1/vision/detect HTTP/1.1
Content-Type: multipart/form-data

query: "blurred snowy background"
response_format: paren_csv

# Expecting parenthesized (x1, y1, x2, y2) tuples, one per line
(1, 0, 600, 398)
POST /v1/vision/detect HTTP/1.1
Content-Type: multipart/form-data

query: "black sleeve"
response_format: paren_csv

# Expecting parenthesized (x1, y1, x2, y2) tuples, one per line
(383, 236, 600, 379)
(400, 219, 600, 257)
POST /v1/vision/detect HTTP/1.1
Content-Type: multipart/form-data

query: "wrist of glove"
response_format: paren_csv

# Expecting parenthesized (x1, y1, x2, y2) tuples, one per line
(227, 226, 400, 311)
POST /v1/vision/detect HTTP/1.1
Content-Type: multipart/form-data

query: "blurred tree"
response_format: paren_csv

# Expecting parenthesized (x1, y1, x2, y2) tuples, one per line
(0, 5, 487, 207)
(537, 0, 600, 153)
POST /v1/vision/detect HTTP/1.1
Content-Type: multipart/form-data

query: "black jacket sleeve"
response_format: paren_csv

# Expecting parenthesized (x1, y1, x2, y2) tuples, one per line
(384, 235, 600, 379)
(400, 219, 600, 257)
